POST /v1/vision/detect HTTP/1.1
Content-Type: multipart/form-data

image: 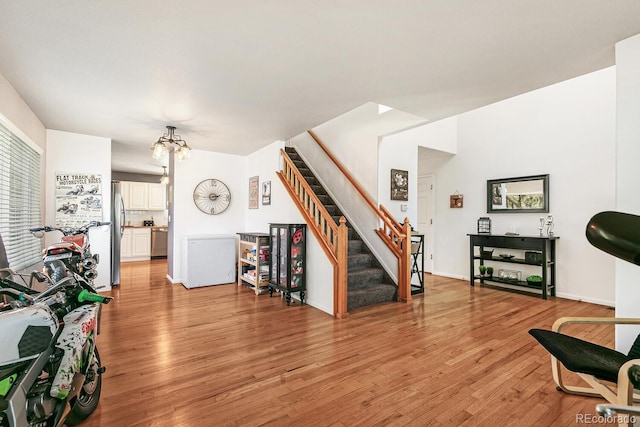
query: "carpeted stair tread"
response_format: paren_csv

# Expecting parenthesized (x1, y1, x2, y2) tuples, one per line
(348, 268, 384, 287)
(348, 253, 373, 269)
(348, 284, 397, 311)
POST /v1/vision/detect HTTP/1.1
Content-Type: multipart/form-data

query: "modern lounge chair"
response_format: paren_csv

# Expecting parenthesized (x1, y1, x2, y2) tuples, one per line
(529, 211, 640, 423)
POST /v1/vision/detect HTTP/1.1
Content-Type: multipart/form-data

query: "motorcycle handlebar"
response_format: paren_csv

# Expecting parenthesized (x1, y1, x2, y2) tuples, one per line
(30, 221, 111, 236)
(77, 289, 112, 304)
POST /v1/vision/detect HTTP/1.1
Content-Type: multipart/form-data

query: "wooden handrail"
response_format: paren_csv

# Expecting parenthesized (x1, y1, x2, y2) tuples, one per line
(277, 149, 349, 318)
(306, 130, 411, 303)
(307, 130, 404, 240)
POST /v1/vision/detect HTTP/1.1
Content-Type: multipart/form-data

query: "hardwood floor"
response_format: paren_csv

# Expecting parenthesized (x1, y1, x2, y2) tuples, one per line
(82, 259, 619, 427)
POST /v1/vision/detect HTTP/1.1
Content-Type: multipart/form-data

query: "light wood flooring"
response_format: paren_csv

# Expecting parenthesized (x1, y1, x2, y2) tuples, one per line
(82, 259, 619, 427)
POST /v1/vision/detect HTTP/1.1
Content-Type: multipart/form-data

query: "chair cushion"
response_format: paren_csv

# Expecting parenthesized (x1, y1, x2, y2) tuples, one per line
(529, 328, 630, 383)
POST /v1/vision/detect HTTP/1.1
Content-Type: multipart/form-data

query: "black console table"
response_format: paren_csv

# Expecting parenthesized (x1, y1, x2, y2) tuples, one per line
(468, 234, 558, 299)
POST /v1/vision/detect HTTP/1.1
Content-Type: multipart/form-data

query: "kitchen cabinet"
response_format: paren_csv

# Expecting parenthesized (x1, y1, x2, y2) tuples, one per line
(121, 227, 151, 261)
(147, 183, 166, 210)
(126, 182, 148, 209)
(121, 181, 166, 210)
(237, 232, 270, 295)
(268, 223, 306, 305)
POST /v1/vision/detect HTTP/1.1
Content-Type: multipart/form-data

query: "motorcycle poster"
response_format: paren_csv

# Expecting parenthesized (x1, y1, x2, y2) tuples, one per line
(55, 172, 103, 227)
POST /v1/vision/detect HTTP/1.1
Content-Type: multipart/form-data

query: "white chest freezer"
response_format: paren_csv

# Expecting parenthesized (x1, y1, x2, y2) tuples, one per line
(181, 234, 236, 288)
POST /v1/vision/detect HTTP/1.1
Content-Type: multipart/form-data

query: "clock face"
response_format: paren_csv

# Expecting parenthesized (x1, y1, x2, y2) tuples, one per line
(193, 179, 231, 215)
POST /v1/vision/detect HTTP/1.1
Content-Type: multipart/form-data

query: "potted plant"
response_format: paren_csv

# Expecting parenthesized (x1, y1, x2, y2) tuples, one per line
(526, 275, 543, 287)
(479, 265, 486, 277)
(486, 266, 494, 279)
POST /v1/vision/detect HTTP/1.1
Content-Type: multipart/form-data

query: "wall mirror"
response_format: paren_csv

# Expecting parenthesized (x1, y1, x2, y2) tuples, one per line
(487, 174, 549, 213)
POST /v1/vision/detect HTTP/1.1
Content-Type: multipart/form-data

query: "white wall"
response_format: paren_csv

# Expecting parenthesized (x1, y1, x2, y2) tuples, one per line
(614, 34, 640, 352)
(312, 102, 426, 198)
(0, 73, 46, 151)
(420, 67, 617, 306)
(379, 117, 457, 225)
(0, 72, 47, 223)
(169, 149, 246, 283)
(45, 130, 112, 290)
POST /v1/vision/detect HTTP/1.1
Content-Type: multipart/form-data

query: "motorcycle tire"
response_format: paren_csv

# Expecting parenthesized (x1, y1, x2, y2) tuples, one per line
(64, 347, 103, 426)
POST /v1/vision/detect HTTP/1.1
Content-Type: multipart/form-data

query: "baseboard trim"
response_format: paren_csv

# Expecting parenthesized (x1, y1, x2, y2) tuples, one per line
(555, 292, 614, 308)
(432, 272, 614, 307)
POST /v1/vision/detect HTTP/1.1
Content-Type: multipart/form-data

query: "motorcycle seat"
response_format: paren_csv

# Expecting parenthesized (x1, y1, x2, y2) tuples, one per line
(61, 234, 86, 248)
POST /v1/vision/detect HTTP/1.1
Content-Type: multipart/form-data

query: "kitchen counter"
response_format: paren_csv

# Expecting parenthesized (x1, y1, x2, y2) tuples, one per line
(125, 225, 168, 230)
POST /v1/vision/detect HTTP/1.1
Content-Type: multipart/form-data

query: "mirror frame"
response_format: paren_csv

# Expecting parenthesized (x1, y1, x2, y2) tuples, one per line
(487, 174, 549, 213)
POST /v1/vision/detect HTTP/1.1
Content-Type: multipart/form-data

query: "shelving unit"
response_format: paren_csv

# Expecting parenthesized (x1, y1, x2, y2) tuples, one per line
(268, 223, 306, 305)
(411, 232, 424, 295)
(237, 232, 270, 295)
(468, 233, 558, 299)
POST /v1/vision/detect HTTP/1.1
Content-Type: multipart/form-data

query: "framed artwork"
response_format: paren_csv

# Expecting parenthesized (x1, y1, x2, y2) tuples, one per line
(248, 176, 259, 209)
(450, 193, 463, 208)
(390, 169, 408, 201)
(487, 174, 549, 213)
(55, 172, 103, 227)
(262, 180, 271, 205)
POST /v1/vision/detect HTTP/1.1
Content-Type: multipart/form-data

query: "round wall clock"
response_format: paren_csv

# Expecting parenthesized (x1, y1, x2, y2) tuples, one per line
(193, 179, 231, 215)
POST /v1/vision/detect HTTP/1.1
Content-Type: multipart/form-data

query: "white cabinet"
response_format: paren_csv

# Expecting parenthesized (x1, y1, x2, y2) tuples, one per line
(121, 228, 132, 259)
(121, 181, 166, 210)
(121, 227, 151, 262)
(127, 182, 149, 209)
(147, 183, 166, 210)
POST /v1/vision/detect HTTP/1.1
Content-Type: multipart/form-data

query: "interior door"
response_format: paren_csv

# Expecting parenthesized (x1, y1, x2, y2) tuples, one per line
(417, 175, 434, 273)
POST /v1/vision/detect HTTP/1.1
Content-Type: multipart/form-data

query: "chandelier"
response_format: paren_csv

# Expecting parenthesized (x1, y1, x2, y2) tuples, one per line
(159, 166, 169, 185)
(151, 125, 191, 161)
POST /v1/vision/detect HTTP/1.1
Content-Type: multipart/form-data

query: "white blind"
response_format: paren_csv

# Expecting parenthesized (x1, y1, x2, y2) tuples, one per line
(0, 123, 42, 271)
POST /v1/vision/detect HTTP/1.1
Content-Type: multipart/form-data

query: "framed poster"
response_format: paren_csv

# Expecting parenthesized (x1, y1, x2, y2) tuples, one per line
(55, 172, 103, 227)
(262, 180, 271, 205)
(391, 169, 408, 201)
(248, 176, 259, 209)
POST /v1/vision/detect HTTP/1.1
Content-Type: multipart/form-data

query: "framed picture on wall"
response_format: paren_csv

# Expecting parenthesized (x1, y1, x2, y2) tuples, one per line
(248, 176, 259, 209)
(262, 181, 271, 205)
(391, 169, 408, 201)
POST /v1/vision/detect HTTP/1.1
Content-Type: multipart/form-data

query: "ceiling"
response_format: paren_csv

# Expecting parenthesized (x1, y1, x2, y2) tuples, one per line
(1, 1, 640, 174)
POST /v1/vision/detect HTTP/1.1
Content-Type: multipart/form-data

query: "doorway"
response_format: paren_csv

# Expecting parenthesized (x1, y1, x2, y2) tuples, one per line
(417, 174, 434, 273)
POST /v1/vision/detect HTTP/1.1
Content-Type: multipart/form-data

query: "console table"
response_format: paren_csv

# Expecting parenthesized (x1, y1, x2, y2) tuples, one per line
(468, 234, 558, 299)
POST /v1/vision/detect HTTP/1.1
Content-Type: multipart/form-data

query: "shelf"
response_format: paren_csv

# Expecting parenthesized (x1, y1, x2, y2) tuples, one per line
(474, 256, 542, 266)
(238, 232, 270, 295)
(474, 276, 551, 290)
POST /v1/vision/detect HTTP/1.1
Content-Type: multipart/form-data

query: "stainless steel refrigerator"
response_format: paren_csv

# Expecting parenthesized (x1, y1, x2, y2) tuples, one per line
(111, 181, 125, 287)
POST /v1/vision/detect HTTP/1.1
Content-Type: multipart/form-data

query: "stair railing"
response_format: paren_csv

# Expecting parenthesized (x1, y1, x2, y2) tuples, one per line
(307, 130, 412, 303)
(277, 149, 350, 318)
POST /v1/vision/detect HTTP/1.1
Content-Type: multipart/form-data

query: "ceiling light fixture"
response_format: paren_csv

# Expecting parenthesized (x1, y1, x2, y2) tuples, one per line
(160, 166, 169, 185)
(151, 125, 191, 160)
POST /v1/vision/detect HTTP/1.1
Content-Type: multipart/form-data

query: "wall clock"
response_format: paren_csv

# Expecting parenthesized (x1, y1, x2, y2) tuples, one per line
(193, 179, 231, 215)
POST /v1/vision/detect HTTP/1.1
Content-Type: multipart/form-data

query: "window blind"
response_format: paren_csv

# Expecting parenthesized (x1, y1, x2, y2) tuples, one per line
(0, 123, 42, 271)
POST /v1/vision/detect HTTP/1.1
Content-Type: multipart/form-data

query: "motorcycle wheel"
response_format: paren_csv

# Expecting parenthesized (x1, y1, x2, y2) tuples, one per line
(64, 347, 102, 426)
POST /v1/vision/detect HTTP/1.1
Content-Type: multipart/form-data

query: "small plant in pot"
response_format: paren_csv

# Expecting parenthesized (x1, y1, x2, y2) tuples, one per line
(486, 266, 494, 278)
(526, 275, 543, 287)
(479, 265, 486, 277)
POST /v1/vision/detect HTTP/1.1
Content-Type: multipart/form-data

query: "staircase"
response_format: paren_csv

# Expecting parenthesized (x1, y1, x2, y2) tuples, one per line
(285, 147, 397, 310)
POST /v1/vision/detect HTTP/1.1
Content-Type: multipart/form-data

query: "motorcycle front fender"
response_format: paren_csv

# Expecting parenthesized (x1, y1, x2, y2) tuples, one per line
(50, 304, 98, 399)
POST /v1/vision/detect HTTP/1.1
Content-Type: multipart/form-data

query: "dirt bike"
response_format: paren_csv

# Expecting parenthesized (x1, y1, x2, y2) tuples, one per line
(30, 221, 110, 285)
(0, 267, 112, 426)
